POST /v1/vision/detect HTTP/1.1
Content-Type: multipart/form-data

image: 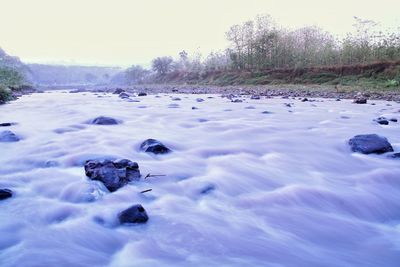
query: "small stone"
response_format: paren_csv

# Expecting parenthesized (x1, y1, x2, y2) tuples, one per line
(0, 130, 20, 142)
(353, 93, 367, 104)
(301, 98, 308, 102)
(251, 95, 260, 100)
(140, 139, 171, 154)
(196, 98, 204, 102)
(113, 88, 125, 94)
(90, 116, 120, 125)
(118, 204, 148, 224)
(390, 118, 397, 122)
(231, 99, 242, 103)
(0, 123, 16, 127)
(119, 92, 130, 99)
(138, 92, 147, 96)
(374, 117, 389, 125)
(0, 189, 13, 200)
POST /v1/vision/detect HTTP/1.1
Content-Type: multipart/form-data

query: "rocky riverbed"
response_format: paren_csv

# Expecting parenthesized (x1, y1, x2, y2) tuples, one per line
(0, 90, 400, 267)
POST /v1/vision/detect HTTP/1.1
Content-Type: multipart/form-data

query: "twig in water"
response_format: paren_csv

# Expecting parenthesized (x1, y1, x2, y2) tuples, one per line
(144, 173, 166, 179)
(140, 189, 153, 194)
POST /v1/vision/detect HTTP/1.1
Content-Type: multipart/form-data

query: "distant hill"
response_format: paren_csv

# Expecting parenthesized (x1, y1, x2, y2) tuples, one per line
(0, 48, 33, 82)
(28, 64, 123, 86)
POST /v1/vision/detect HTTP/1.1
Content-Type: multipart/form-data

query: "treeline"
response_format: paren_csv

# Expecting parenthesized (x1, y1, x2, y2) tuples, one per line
(0, 48, 28, 103)
(124, 15, 400, 86)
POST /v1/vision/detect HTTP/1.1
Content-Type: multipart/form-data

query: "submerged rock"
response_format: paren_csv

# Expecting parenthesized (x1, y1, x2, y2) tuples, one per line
(348, 134, 393, 154)
(0, 130, 20, 142)
(84, 159, 141, 192)
(140, 139, 171, 154)
(0, 189, 13, 200)
(196, 98, 205, 102)
(118, 204, 148, 224)
(89, 116, 120, 125)
(389, 152, 400, 159)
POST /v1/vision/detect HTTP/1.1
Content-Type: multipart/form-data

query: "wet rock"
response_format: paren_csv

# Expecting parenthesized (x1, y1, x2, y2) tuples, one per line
(113, 88, 125, 94)
(90, 116, 120, 125)
(196, 98, 204, 102)
(231, 99, 242, 103)
(0, 130, 20, 142)
(0, 189, 13, 200)
(84, 159, 140, 192)
(119, 92, 130, 99)
(389, 152, 400, 159)
(192, 106, 198, 110)
(374, 117, 389, 125)
(262, 111, 273, 114)
(118, 204, 149, 224)
(138, 92, 147, 96)
(251, 95, 260, 100)
(301, 98, 308, 102)
(390, 118, 398, 122)
(348, 134, 393, 154)
(140, 139, 171, 154)
(353, 93, 367, 104)
(172, 97, 181, 101)
(0, 122, 16, 127)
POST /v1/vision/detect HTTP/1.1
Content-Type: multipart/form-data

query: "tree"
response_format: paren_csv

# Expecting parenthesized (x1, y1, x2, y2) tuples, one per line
(151, 57, 173, 75)
(125, 65, 149, 84)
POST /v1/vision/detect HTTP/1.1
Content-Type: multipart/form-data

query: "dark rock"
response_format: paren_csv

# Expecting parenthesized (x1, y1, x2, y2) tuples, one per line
(374, 117, 389, 125)
(172, 97, 181, 101)
(390, 118, 398, 122)
(196, 98, 204, 102)
(0, 122, 16, 127)
(348, 134, 393, 154)
(231, 99, 242, 103)
(90, 116, 120, 125)
(113, 88, 125, 94)
(191, 106, 198, 110)
(284, 103, 292, 107)
(118, 204, 148, 224)
(262, 111, 273, 114)
(140, 139, 171, 154)
(389, 152, 400, 159)
(200, 185, 215, 195)
(0, 130, 20, 142)
(138, 92, 147, 96)
(84, 159, 140, 192)
(251, 95, 260, 100)
(353, 93, 367, 104)
(301, 98, 308, 102)
(0, 189, 13, 200)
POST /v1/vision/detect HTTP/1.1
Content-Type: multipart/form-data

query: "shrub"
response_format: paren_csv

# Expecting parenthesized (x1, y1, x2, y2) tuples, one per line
(0, 85, 12, 104)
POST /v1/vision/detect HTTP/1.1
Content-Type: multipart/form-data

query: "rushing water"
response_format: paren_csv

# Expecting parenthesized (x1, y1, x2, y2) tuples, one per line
(0, 91, 399, 267)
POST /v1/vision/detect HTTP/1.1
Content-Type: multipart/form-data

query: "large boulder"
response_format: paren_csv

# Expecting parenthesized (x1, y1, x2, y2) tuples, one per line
(84, 159, 141, 192)
(0, 189, 13, 200)
(348, 134, 393, 154)
(0, 130, 20, 142)
(118, 204, 148, 224)
(140, 139, 171, 154)
(89, 116, 120, 125)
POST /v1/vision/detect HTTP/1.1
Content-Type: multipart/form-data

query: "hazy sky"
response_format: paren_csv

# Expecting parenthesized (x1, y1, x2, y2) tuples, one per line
(1, 0, 399, 67)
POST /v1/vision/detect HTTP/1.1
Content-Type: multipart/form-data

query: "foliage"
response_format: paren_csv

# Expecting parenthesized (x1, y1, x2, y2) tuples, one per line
(151, 57, 173, 75)
(0, 85, 12, 104)
(125, 65, 149, 84)
(0, 67, 24, 88)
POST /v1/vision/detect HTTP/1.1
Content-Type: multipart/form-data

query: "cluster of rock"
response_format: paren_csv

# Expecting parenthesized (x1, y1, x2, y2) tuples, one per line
(374, 117, 397, 125)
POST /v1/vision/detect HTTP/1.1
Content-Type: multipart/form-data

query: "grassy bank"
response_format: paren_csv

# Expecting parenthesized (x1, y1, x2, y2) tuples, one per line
(149, 61, 400, 90)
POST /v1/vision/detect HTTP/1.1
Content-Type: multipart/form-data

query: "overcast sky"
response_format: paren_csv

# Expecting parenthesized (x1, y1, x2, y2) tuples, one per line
(1, 0, 399, 67)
